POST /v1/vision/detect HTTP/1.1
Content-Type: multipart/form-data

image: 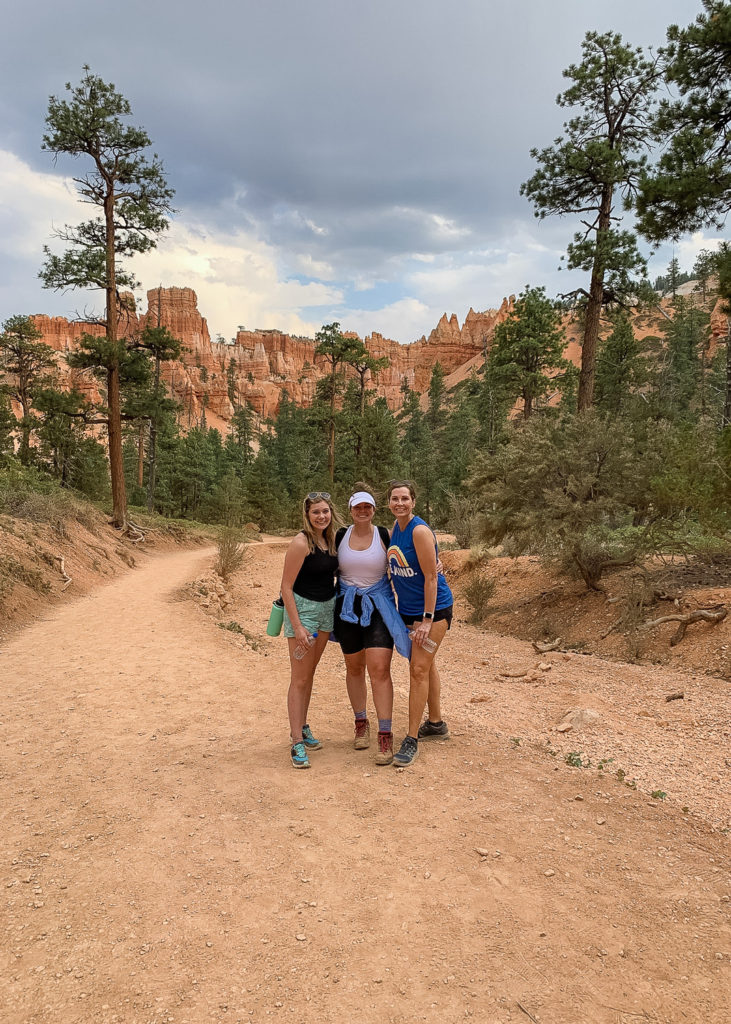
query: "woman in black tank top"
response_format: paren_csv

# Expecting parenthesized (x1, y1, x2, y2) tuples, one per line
(280, 492, 341, 769)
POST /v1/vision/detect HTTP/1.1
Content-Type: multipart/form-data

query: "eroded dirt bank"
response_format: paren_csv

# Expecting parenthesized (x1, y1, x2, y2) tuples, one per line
(1, 542, 729, 1024)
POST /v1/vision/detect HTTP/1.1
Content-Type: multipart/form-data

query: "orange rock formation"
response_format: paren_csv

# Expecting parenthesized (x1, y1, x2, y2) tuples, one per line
(31, 287, 727, 428)
(32, 287, 515, 424)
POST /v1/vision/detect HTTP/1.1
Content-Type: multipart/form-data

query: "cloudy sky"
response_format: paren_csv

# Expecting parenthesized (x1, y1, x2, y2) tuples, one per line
(0, 0, 718, 344)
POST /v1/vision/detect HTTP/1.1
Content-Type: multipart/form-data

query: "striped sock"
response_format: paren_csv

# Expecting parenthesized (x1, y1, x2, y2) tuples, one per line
(378, 719, 392, 733)
(354, 710, 367, 721)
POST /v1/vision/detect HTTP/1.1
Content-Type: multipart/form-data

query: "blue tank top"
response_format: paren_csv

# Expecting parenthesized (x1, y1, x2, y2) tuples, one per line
(388, 515, 453, 616)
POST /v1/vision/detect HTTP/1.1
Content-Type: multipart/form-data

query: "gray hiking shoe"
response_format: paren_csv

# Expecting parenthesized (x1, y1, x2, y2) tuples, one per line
(417, 719, 450, 740)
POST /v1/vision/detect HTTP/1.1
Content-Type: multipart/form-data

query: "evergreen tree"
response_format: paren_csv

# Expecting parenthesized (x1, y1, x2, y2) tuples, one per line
(224, 404, 256, 478)
(637, 1, 731, 241)
(202, 471, 247, 526)
(652, 299, 710, 421)
(0, 394, 16, 464)
(40, 68, 174, 528)
(33, 386, 104, 494)
(475, 355, 512, 451)
(693, 249, 717, 302)
(0, 315, 57, 464)
(594, 312, 646, 414)
(244, 448, 288, 528)
(134, 325, 182, 511)
(226, 357, 238, 407)
(489, 286, 570, 419)
(521, 32, 660, 411)
(314, 322, 365, 481)
(426, 363, 446, 429)
(360, 396, 401, 489)
(470, 412, 660, 590)
(268, 390, 325, 501)
(666, 256, 681, 298)
(398, 384, 437, 519)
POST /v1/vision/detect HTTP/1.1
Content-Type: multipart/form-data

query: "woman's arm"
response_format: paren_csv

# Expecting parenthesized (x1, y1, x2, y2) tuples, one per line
(280, 534, 309, 643)
(411, 524, 438, 647)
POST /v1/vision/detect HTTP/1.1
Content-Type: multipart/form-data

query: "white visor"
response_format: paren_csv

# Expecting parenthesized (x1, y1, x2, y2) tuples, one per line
(349, 491, 376, 508)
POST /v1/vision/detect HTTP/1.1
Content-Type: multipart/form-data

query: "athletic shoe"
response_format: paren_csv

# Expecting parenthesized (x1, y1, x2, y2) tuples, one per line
(301, 724, 322, 750)
(417, 718, 450, 740)
(393, 735, 419, 767)
(354, 718, 371, 749)
(375, 731, 394, 766)
(290, 742, 310, 769)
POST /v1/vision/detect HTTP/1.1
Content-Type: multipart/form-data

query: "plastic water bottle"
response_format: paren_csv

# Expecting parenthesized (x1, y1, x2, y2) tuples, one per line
(409, 630, 438, 653)
(293, 631, 318, 659)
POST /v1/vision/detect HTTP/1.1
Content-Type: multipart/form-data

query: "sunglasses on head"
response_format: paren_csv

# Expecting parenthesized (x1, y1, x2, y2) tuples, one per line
(306, 491, 331, 501)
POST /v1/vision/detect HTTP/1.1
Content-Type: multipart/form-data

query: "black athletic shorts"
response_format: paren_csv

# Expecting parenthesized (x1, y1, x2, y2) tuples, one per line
(333, 594, 394, 655)
(399, 604, 453, 629)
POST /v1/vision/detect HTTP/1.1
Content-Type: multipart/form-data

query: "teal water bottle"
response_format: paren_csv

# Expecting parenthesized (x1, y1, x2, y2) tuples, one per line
(266, 596, 285, 636)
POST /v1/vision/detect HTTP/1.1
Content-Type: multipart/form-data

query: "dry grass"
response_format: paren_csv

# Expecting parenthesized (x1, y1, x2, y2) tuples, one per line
(214, 528, 248, 581)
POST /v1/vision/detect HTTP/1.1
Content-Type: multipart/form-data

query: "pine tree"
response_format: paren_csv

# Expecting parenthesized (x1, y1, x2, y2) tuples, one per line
(134, 325, 181, 511)
(489, 286, 570, 419)
(653, 299, 710, 421)
(693, 249, 717, 302)
(0, 394, 16, 464)
(521, 32, 660, 411)
(314, 322, 365, 481)
(637, 1, 731, 241)
(225, 405, 256, 479)
(594, 312, 646, 414)
(666, 256, 681, 298)
(0, 315, 57, 464)
(40, 68, 174, 528)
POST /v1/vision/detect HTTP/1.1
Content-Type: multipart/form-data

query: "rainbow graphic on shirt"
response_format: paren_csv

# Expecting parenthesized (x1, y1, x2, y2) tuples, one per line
(387, 544, 416, 578)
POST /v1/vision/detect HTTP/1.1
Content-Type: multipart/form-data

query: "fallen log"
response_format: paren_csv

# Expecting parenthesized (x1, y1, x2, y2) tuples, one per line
(642, 606, 727, 646)
(54, 554, 72, 592)
(532, 637, 563, 653)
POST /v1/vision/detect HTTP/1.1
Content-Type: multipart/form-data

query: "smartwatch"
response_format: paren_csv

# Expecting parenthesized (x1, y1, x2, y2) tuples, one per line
(423, 611, 434, 621)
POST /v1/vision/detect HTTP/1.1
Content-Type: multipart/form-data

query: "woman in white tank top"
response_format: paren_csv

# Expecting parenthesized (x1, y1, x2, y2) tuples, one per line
(333, 488, 396, 766)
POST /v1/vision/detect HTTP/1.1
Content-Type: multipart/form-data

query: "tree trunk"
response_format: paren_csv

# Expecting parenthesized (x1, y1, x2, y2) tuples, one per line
(107, 365, 127, 527)
(723, 319, 731, 428)
(328, 418, 335, 482)
(147, 349, 161, 512)
(577, 190, 612, 414)
(104, 189, 127, 528)
(137, 422, 145, 487)
(328, 366, 336, 481)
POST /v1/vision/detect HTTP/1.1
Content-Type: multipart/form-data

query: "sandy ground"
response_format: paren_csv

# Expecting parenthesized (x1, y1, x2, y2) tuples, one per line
(1, 541, 730, 1024)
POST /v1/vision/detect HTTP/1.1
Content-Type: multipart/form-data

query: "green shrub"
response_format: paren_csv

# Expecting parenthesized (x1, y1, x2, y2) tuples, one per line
(464, 573, 496, 624)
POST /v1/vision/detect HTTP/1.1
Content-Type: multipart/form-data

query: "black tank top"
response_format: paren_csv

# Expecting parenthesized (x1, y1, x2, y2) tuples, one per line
(293, 534, 338, 601)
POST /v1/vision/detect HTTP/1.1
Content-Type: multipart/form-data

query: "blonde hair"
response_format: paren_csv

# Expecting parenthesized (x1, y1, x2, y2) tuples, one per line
(301, 494, 343, 555)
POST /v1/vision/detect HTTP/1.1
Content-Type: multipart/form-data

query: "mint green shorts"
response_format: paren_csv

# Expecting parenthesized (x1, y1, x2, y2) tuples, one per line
(283, 593, 336, 637)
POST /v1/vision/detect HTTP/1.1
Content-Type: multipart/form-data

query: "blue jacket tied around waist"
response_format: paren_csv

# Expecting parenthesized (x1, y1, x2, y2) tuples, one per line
(337, 576, 412, 659)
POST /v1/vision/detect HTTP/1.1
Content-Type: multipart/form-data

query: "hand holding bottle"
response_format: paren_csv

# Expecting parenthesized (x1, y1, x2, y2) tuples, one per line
(293, 631, 318, 660)
(408, 629, 437, 653)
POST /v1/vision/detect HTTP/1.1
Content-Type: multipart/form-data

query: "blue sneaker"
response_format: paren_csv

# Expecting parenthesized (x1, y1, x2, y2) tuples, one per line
(393, 735, 419, 767)
(290, 742, 310, 769)
(302, 724, 322, 750)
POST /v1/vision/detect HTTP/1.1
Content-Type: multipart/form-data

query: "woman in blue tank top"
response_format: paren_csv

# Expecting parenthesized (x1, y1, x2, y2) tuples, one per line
(387, 479, 453, 767)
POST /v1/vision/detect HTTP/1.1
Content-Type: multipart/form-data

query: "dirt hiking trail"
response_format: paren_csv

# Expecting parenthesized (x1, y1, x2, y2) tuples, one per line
(2, 543, 729, 1024)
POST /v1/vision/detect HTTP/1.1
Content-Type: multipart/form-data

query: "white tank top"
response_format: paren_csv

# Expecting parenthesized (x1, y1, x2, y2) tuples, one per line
(338, 525, 388, 587)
